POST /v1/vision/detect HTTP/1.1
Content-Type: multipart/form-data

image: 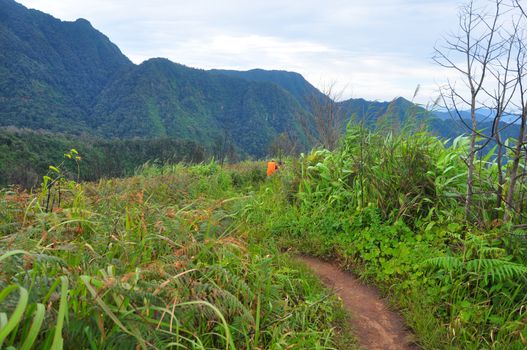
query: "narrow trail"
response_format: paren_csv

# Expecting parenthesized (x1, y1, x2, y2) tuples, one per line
(299, 256, 419, 350)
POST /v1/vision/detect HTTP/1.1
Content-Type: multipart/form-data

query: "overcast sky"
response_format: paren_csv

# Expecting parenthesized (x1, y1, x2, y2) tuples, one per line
(17, 0, 465, 103)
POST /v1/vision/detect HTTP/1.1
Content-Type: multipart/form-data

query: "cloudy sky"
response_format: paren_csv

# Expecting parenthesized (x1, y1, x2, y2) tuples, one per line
(17, 0, 465, 103)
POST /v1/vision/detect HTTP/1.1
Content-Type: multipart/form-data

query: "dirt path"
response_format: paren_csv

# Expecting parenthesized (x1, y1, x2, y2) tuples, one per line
(299, 256, 419, 350)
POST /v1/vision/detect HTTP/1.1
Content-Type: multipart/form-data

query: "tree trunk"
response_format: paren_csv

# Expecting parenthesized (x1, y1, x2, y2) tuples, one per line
(465, 97, 477, 221)
(494, 114, 504, 214)
(504, 110, 526, 222)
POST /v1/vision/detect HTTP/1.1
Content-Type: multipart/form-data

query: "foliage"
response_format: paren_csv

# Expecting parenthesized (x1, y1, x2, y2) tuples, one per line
(0, 128, 206, 188)
(0, 0, 132, 134)
(242, 125, 527, 349)
(1, 0, 309, 158)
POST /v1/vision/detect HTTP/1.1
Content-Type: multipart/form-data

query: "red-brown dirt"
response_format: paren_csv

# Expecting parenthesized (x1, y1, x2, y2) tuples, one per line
(299, 256, 420, 350)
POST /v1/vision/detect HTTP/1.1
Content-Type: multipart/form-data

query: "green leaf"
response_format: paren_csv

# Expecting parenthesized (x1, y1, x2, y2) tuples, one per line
(0, 250, 29, 264)
(80, 275, 147, 349)
(20, 303, 45, 350)
(0, 286, 29, 348)
(50, 276, 69, 350)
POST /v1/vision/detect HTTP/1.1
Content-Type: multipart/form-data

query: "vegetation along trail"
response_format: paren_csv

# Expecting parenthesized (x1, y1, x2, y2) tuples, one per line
(299, 256, 419, 350)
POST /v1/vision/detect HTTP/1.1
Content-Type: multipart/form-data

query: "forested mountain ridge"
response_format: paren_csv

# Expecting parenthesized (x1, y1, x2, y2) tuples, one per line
(337, 97, 522, 144)
(213, 69, 522, 142)
(0, 0, 133, 133)
(91, 58, 307, 157)
(209, 68, 326, 108)
(0, 0, 308, 156)
(337, 96, 424, 128)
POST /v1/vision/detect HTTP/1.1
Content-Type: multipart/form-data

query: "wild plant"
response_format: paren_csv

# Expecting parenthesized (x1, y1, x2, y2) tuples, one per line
(247, 122, 527, 348)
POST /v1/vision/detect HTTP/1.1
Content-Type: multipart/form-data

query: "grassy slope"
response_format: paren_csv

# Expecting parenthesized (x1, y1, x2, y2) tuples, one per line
(0, 161, 356, 349)
(5, 125, 525, 349)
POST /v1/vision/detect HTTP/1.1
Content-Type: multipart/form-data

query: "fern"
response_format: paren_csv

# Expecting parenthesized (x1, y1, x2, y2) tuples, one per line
(422, 256, 463, 271)
(476, 246, 505, 259)
(465, 259, 527, 284)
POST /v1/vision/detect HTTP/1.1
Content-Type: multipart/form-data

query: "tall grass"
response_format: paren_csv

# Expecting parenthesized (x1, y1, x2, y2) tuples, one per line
(0, 161, 355, 349)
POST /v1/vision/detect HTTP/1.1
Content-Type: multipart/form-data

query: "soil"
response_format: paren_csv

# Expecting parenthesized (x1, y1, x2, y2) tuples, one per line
(298, 256, 420, 350)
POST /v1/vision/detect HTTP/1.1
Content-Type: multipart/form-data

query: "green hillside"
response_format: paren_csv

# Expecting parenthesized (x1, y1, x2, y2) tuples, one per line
(209, 68, 325, 108)
(92, 59, 307, 157)
(0, 0, 132, 134)
(0, 0, 309, 158)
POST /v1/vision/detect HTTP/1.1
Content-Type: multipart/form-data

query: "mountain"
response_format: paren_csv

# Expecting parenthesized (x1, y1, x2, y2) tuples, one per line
(209, 68, 326, 108)
(0, 0, 133, 133)
(338, 96, 454, 137)
(210, 72, 470, 139)
(0, 0, 309, 157)
(336, 97, 522, 147)
(337, 97, 426, 125)
(0, 0, 521, 165)
(434, 109, 521, 125)
(91, 59, 306, 156)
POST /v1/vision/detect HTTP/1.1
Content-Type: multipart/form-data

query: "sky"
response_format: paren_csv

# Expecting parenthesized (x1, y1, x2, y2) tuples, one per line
(16, 0, 465, 103)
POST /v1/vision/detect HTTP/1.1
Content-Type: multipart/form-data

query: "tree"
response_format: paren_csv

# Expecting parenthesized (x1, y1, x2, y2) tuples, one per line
(514, 0, 526, 17)
(434, 0, 504, 221)
(483, 18, 519, 216)
(503, 6, 527, 222)
(268, 132, 299, 160)
(435, 0, 527, 223)
(213, 131, 238, 165)
(298, 83, 345, 151)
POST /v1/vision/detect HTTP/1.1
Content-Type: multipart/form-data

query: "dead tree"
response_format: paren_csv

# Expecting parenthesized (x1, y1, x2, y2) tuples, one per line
(268, 132, 299, 161)
(514, 0, 526, 17)
(504, 22, 527, 222)
(483, 24, 519, 215)
(298, 82, 345, 151)
(434, 0, 503, 221)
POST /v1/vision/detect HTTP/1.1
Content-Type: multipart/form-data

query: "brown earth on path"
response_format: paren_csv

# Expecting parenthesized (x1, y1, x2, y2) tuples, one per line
(299, 256, 420, 350)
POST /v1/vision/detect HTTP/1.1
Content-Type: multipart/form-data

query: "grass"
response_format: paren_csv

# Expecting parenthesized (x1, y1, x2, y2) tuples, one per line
(0, 161, 357, 349)
(6, 122, 525, 349)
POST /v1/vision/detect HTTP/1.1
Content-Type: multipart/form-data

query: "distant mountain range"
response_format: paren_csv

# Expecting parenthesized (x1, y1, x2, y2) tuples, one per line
(0, 0, 521, 160)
